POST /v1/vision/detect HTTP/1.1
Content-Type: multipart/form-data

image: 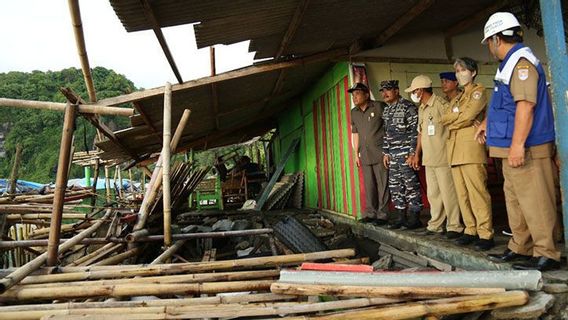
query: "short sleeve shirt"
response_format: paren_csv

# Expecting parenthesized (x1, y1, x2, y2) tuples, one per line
(350, 100, 386, 165)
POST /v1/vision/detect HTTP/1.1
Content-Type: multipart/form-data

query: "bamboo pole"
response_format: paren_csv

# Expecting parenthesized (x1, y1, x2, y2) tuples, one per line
(271, 283, 506, 299)
(0, 209, 112, 293)
(67, 0, 96, 102)
(162, 82, 172, 247)
(6, 214, 87, 221)
(133, 109, 191, 231)
(8, 144, 23, 198)
(91, 247, 140, 266)
(19, 269, 280, 288)
(0, 98, 133, 116)
(0, 293, 293, 319)
(3, 297, 405, 320)
(0, 228, 273, 248)
(0, 280, 274, 302)
(90, 159, 99, 208)
(16, 249, 355, 284)
(104, 166, 111, 203)
(151, 239, 185, 264)
(68, 243, 119, 266)
(47, 104, 77, 266)
(279, 291, 529, 320)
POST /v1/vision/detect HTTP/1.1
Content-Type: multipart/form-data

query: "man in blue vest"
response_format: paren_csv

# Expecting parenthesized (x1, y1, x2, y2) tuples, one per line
(475, 12, 561, 271)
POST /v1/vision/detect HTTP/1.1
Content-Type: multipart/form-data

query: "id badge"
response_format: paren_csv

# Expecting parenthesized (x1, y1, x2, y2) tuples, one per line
(452, 106, 459, 113)
(427, 124, 435, 136)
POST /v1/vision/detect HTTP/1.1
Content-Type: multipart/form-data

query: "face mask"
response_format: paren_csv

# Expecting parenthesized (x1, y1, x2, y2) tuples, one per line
(456, 71, 473, 86)
(410, 91, 421, 103)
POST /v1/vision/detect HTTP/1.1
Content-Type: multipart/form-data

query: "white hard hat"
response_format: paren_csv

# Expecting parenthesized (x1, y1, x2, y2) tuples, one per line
(481, 12, 521, 44)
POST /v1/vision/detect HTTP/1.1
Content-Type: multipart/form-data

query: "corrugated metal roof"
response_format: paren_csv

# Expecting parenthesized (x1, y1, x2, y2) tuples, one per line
(100, 0, 521, 163)
(95, 60, 331, 163)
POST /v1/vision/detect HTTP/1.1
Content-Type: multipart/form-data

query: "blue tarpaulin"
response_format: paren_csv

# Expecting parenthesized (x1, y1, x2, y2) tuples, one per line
(0, 179, 45, 194)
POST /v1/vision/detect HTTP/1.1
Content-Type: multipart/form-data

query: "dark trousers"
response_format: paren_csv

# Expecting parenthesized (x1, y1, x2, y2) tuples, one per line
(361, 163, 389, 219)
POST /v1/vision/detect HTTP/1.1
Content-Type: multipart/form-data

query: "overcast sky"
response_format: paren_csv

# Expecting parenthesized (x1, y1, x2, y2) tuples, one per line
(0, 1, 255, 89)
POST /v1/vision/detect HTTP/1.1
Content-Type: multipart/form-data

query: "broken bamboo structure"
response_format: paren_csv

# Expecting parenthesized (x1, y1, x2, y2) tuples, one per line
(0, 228, 274, 248)
(162, 81, 172, 247)
(133, 108, 191, 231)
(0, 209, 112, 293)
(47, 104, 77, 266)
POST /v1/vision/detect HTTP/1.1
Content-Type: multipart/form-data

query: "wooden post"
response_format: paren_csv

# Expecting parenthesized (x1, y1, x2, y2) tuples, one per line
(104, 166, 111, 203)
(8, 144, 22, 197)
(90, 159, 100, 208)
(46, 104, 77, 266)
(163, 82, 172, 247)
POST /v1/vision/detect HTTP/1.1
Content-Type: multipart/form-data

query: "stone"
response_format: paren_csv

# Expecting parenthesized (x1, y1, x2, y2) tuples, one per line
(543, 283, 568, 294)
(491, 292, 555, 319)
(232, 219, 250, 231)
(202, 216, 218, 226)
(212, 219, 234, 231)
(372, 254, 393, 270)
(543, 270, 568, 283)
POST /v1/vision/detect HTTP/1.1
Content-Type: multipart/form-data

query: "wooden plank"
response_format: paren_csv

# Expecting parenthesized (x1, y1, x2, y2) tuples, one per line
(275, 0, 310, 59)
(140, 0, 183, 83)
(373, 0, 434, 47)
(254, 138, 300, 210)
(97, 48, 348, 106)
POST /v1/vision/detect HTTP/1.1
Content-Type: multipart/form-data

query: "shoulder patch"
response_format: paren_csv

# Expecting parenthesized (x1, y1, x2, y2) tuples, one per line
(518, 68, 529, 81)
(472, 91, 482, 100)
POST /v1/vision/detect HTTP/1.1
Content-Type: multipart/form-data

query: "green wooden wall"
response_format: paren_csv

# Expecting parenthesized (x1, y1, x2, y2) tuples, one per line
(275, 62, 365, 218)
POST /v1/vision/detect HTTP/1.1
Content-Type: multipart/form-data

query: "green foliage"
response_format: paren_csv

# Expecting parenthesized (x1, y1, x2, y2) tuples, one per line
(0, 67, 136, 183)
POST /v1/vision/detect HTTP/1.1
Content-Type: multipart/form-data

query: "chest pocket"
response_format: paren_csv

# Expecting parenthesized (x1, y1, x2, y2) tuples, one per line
(393, 111, 405, 125)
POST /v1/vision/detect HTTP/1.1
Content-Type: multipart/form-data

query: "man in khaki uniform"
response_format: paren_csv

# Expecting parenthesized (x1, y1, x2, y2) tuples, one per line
(405, 75, 462, 238)
(477, 12, 560, 270)
(441, 57, 494, 251)
(439, 72, 461, 103)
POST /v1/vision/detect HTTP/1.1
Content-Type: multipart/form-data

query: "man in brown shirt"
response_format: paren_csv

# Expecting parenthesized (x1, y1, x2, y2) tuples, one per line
(349, 83, 389, 225)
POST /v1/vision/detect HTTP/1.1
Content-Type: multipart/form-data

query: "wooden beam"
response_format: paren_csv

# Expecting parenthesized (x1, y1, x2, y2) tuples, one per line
(0, 98, 134, 116)
(210, 46, 221, 130)
(67, 0, 97, 102)
(131, 101, 159, 134)
(350, 56, 452, 64)
(275, 0, 310, 60)
(97, 48, 348, 106)
(140, 0, 183, 84)
(373, 0, 434, 47)
(444, 0, 508, 38)
(60, 88, 142, 162)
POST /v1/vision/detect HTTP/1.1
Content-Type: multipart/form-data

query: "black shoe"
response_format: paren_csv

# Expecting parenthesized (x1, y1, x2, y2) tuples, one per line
(455, 234, 477, 246)
(404, 211, 422, 230)
(474, 238, 495, 251)
(387, 209, 406, 229)
(512, 256, 561, 271)
(445, 231, 462, 239)
(488, 249, 531, 263)
(359, 217, 374, 224)
(387, 221, 404, 229)
(418, 229, 440, 236)
(374, 219, 388, 226)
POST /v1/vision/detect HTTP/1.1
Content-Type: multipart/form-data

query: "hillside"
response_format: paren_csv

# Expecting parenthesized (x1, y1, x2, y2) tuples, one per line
(0, 67, 136, 183)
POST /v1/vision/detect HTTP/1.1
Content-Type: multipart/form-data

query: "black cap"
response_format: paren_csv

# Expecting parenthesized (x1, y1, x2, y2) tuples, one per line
(379, 80, 399, 91)
(347, 82, 369, 93)
(439, 72, 457, 81)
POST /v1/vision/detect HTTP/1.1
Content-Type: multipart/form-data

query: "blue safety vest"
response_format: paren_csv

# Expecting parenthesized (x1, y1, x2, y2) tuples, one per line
(486, 43, 555, 147)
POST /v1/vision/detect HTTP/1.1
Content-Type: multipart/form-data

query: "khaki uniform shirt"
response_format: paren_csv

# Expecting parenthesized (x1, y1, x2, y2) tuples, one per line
(351, 100, 386, 165)
(418, 93, 450, 167)
(489, 58, 539, 158)
(441, 83, 488, 165)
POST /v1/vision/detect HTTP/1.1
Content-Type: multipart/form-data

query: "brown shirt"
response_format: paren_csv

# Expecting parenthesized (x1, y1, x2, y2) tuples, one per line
(418, 93, 450, 167)
(351, 100, 386, 165)
(489, 58, 540, 157)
